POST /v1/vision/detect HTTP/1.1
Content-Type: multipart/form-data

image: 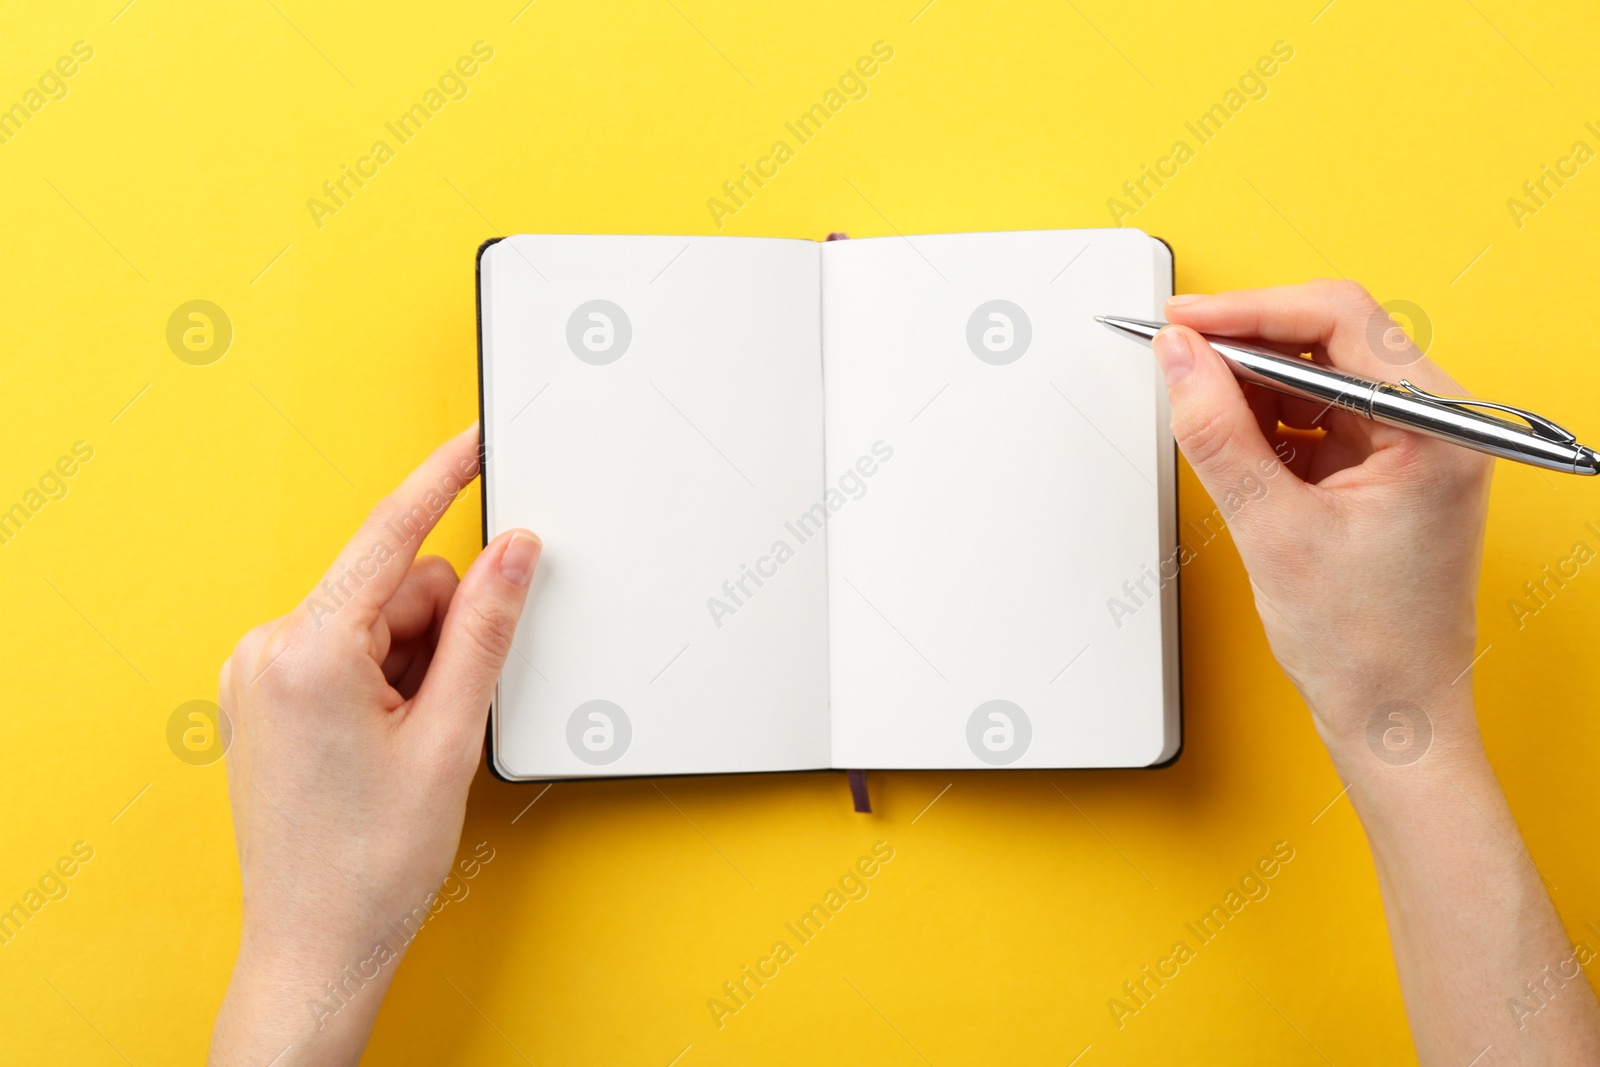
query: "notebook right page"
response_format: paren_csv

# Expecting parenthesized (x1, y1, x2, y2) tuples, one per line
(821, 229, 1178, 769)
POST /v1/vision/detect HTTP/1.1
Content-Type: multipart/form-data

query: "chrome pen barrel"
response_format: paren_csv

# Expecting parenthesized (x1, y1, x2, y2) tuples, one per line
(1368, 385, 1589, 473)
(1208, 336, 1596, 475)
(1208, 337, 1375, 413)
(1094, 317, 1599, 476)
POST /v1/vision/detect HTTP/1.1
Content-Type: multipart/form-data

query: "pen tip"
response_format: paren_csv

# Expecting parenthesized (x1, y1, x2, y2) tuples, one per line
(1093, 315, 1108, 324)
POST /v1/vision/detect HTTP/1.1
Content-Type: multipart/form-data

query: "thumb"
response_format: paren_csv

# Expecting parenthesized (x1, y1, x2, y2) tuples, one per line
(1153, 325, 1304, 530)
(412, 529, 541, 754)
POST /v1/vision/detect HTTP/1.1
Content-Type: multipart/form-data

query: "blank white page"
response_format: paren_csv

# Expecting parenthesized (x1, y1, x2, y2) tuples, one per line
(482, 236, 830, 779)
(820, 229, 1177, 769)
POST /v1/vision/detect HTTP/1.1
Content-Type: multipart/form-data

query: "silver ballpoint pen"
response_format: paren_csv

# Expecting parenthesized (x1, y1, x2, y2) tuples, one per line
(1097, 316, 1600, 476)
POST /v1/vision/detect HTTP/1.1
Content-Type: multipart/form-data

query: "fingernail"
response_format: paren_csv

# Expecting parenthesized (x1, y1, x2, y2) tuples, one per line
(500, 532, 541, 587)
(1167, 294, 1207, 307)
(1153, 327, 1195, 385)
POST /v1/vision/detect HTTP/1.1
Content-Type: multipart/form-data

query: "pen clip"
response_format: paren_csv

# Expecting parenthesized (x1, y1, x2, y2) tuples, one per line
(1394, 380, 1578, 443)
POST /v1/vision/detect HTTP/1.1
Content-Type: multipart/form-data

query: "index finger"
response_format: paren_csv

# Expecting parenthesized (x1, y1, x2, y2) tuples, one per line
(1165, 279, 1467, 395)
(304, 424, 481, 627)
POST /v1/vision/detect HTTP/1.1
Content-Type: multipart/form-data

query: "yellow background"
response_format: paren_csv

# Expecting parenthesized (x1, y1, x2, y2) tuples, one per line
(4, 0, 1599, 1062)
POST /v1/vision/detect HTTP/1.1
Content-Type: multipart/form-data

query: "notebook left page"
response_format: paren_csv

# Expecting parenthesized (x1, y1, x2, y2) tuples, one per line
(480, 235, 831, 779)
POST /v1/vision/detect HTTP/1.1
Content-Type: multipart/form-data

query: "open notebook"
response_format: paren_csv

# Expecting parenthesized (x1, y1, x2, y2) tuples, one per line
(477, 229, 1179, 780)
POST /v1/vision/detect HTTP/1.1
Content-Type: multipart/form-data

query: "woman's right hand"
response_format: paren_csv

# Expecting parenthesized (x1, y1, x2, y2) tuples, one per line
(1156, 280, 1494, 766)
(1158, 280, 1600, 1066)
